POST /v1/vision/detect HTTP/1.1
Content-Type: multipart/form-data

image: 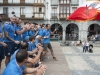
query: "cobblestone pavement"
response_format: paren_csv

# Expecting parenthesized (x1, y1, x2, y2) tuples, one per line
(61, 46, 100, 75)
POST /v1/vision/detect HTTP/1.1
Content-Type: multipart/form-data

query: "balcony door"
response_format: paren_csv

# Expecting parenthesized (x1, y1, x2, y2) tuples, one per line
(20, 7, 25, 18)
(3, 7, 8, 18)
(3, 0, 8, 3)
(20, 0, 25, 3)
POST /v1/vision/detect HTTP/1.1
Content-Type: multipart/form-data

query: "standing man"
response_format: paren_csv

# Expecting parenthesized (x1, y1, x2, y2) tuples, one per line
(14, 17, 27, 51)
(4, 16, 20, 66)
(41, 24, 58, 61)
(0, 11, 7, 72)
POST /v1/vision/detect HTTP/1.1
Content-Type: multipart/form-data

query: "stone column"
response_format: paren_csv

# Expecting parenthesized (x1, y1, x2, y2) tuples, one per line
(78, 22, 88, 41)
(62, 29, 66, 41)
(79, 30, 87, 41)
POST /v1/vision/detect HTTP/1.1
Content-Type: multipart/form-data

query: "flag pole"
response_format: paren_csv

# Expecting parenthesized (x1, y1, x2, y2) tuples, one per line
(55, 20, 66, 30)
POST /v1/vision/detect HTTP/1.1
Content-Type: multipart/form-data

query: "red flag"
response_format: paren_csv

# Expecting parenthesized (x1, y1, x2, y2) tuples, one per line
(67, 6, 97, 21)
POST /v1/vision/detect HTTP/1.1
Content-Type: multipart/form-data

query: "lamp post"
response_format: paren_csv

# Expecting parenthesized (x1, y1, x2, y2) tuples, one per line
(46, 2, 48, 23)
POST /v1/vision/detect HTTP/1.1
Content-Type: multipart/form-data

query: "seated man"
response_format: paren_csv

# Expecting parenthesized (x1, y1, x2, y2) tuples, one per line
(11, 42, 43, 67)
(2, 49, 46, 75)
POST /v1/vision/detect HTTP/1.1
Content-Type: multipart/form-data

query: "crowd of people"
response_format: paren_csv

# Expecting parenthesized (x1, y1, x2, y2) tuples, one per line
(66, 32, 78, 41)
(87, 34, 100, 43)
(0, 12, 58, 75)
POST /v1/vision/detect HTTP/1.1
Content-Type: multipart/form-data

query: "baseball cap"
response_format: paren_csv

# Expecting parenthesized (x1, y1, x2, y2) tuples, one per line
(0, 11, 5, 15)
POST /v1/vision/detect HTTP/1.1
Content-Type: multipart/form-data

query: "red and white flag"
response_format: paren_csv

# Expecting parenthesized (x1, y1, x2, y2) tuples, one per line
(68, 1, 100, 21)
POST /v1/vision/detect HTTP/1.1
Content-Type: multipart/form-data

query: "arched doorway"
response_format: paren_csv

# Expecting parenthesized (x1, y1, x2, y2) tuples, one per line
(88, 24, 100, 41)
(66, 23, 79, 41)
(50, 23, 63, 40)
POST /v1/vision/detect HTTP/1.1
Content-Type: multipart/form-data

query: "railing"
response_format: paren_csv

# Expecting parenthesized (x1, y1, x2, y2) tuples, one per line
(51, 13, 59, 19)
(3, 13, 45, 19)
(51, 0, 58, 5)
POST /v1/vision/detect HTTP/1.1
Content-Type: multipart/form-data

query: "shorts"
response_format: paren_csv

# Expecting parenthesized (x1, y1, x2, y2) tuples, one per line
(4, 42, 14, 56)
(13, 43, 20, 53)
(0, 46, 5, 60)
(43, 43, 52, 51)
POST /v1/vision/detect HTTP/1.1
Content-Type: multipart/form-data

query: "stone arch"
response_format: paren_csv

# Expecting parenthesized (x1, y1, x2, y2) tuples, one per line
(66, 23, 79, 41)
(50, 23, 63, 40)
(51, 23, 63, 35)
(88, 23, 100, 36)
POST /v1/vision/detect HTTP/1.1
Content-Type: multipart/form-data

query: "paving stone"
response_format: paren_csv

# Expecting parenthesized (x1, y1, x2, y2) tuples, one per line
(61, 46, 100, 75)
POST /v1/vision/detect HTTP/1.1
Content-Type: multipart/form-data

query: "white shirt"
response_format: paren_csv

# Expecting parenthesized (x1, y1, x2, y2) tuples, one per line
(86, 42, 89, 46)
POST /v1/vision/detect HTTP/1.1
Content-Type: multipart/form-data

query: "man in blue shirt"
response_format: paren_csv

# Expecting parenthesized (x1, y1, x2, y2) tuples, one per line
(0, 11, 7, 72)
(14, 18, 27, 50)
(11, 42, 43, 68)
(3, 49, 46, 75)
(4, 16, 20, 66)
(41, 24, 58, 61)
(22, 20, 30, 42)
(28, 23, 36, 36)
(28, 36, 36, 51)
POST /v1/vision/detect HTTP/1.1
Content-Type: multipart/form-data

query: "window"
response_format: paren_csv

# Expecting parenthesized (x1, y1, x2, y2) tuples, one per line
(20, 7, 25, 15)
(41, 0, 44, 3)
(64, 7, 66, 13)
(20, 0, 25, 3)
(60, 7, 63, 13)
(64, 0, 66, 4)
(67, 0, 70, 4)
(64, 14, 66, 18)
(72, 7, 77, 13)
(60, 0, 63, 4)
(39, 8, 42, 12)
(67, 7, 69, 13)
(35, 0, 37, 3)
(71, 0, 78, 4)
(38, 0, 40, 3)
(3, 7, 8, 14)
(60, 14, 63, 18)
(67, 13, 69, 17)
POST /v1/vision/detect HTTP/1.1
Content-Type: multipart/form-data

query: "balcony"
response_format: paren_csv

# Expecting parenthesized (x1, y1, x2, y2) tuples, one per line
(3, 13, 44, 20)
(34, 13, 44, 20)
(51, 0, 58, 6)
(0, 3, 33, 6)
(33, 3, 44, 6)
(71, 0, 79, 6)
(59, 13, 67, 20)
(51, 13, 58, 19)
(0, 0, 33, 6)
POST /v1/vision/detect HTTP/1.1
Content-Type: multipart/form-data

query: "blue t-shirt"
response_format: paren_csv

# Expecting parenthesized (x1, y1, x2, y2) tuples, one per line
(15, 25, 22, 41)
(22, 31, 28, 38)
(42, 29, 51, 43)
(2, 59, 26, 75)
(35, 39, 42, 46)
(28, 41, 36, 51)
(38, 28, 43, 36)
(0, 22, 3, 46)
(28, 30, 36, 36)
(4, 22, 16, 42)
(11, 49, 19, 61)
(22, 25, 29, 38)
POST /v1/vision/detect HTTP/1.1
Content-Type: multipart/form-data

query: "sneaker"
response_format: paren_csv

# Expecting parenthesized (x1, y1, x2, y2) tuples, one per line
(53, 57, 58, 61)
